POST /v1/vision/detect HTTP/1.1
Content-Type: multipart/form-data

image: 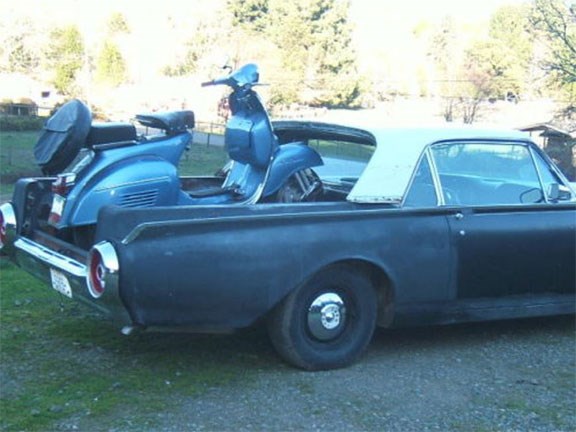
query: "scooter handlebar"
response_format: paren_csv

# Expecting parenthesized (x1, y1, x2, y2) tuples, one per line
(201, 64, 259, 89)
(201, 76, 232, 88)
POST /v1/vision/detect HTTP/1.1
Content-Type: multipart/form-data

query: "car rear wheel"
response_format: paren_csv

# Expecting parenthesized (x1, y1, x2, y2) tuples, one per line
(268, 266, 377, 370)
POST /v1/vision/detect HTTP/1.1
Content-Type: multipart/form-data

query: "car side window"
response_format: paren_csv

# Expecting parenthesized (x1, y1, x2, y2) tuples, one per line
(404, 155, 438, 207)
(431, 142, 544, 206)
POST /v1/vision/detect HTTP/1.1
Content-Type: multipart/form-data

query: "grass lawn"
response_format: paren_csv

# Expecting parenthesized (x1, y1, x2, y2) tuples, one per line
(0, 131, 42, 181)
(179, 141, 229, 176)
(0, 258, 274, 431)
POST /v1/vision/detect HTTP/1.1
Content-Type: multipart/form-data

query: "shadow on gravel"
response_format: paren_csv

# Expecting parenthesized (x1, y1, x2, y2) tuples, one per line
(95, 323, 283, 370)
(370, 315, 575, 352)
(105, 314, 575, 370)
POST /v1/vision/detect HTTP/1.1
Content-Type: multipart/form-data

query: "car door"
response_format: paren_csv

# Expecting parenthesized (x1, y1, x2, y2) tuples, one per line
(430, 140, 576, 300)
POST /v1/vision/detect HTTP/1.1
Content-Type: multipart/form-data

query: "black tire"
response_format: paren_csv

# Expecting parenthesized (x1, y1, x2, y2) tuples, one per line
(268, 266, 377, 370)
(34, 99, 92, 175)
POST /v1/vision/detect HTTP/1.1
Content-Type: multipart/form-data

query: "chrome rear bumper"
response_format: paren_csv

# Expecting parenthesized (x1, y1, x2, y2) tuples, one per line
(15, 237, 86, 277)
(12, 236, 131, 325)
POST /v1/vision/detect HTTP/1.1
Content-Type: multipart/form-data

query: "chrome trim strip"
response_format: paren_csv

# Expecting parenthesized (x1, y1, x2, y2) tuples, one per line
(427, 147, 447, 206)
(93, 176, 171, 192)
(14, 237, 86, 277)
(120, 205, 436, 244)
(121, 200, 576, 245)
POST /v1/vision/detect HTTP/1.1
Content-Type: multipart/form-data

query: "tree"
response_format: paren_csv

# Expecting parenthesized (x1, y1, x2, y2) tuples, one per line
(230, 0, 363, 108)
(5, 35, 38, 74)
(426, 16, 462, 98)
(95, 40, 127, 87)
(464, 5, 533, 100)
(0, 18, 41, 74)
(307, 0, 363, 107)
(108, 12, 130, 35)
(47, 25, 85, 95)
(530, 0, 576, 94)
(425, 17, 483, 122)
(431, 6, 534, 123)
(229, 0, 269, 33)
(162, 22, 218, 77)
(487, 4, 534, 96)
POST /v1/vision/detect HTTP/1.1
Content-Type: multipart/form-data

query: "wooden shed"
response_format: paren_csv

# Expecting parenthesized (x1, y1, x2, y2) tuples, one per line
(519, 123, 576, 181)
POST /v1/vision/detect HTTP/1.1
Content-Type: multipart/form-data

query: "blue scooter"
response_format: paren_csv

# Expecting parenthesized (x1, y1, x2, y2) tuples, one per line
(33, 64, 323, 247)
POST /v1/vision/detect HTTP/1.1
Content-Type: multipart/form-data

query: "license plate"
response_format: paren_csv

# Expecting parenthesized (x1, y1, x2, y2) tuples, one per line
(49, 194, 66, 225)
(50, 269, 73, 298)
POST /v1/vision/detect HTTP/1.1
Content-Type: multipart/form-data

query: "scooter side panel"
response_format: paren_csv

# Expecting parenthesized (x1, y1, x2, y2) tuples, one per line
(68, 158, 182, 226)
(58, 133, 191, 227)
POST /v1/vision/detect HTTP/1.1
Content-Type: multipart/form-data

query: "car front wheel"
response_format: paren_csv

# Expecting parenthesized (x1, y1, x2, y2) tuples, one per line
(268, 266, 377, 370)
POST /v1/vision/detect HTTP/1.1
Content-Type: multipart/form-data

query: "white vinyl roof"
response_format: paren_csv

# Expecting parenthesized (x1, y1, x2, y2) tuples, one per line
(347, 126, 530, 204)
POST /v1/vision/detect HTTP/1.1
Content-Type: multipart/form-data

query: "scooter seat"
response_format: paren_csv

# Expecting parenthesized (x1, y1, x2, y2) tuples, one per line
(87, 122, 137, 147)
(136, 110, 195, 135)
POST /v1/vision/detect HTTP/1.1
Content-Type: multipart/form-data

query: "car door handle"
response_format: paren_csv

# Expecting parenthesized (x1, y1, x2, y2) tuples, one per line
(454, 212, 464, 220)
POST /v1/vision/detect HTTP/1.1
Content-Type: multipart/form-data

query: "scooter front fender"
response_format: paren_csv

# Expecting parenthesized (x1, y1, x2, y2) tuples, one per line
(263, 144, 323, 197)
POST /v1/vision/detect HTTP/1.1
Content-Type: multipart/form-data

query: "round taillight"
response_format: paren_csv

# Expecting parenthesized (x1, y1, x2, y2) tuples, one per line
(87, 242, 119, 299)
(0, 210, 5, 249)
(88, 248, 105, 297)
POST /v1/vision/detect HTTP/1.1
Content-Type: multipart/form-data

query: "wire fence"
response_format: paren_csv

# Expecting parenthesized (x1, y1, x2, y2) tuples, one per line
(192, 121, 226, 147)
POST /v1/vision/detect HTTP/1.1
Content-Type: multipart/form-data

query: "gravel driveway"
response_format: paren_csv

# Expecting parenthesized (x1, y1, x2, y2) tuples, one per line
(100, 315, 574, 432)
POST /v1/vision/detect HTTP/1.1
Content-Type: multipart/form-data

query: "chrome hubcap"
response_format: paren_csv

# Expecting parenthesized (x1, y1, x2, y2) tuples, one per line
(307, 293, 346, 341)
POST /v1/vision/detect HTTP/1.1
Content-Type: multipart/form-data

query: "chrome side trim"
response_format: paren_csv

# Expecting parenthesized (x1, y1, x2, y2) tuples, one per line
(120, 205, 418, 244)
(14, 237, 86, 277)
(93, 176, 172, 192)
(120, 200, 576, 245)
